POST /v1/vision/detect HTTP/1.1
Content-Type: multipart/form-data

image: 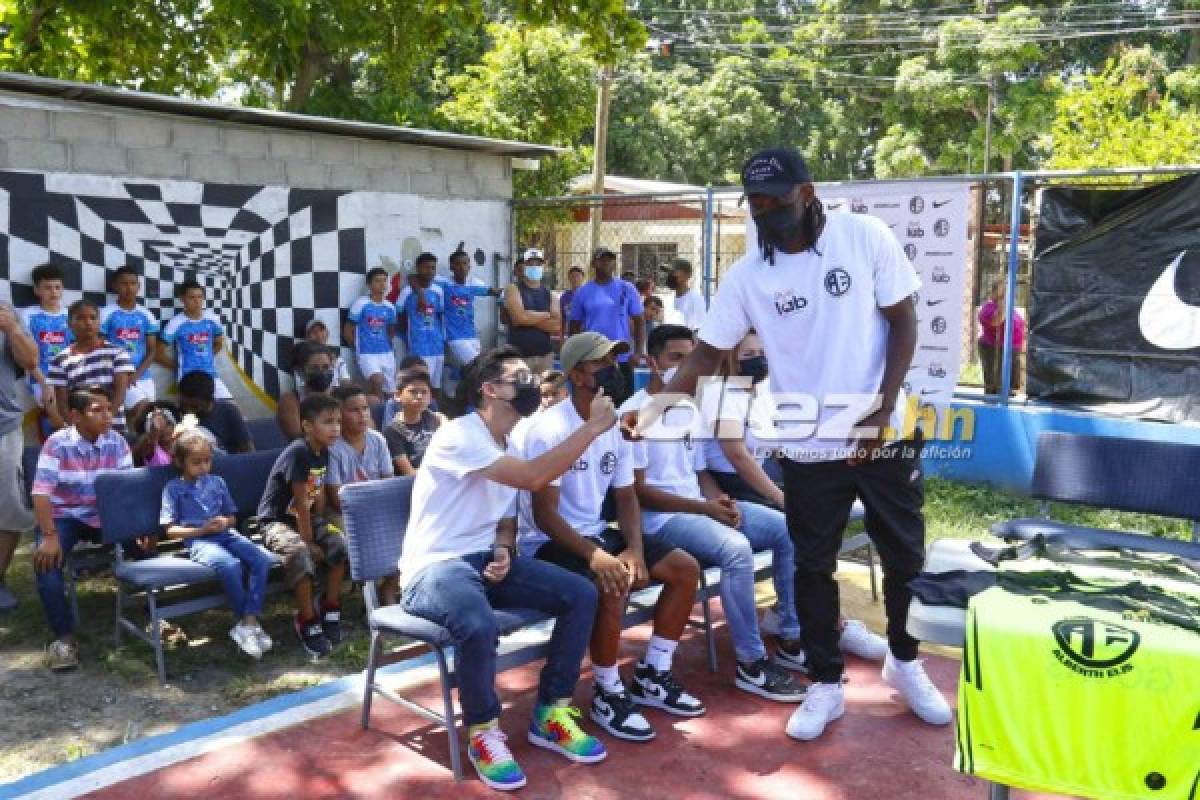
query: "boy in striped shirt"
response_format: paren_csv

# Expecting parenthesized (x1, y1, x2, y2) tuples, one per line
(47, 300, 134, 433)
(32, 386, 133, 672)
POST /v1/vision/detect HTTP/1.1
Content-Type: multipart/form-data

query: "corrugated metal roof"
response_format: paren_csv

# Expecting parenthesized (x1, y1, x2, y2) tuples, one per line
(0, 71, 562, 158)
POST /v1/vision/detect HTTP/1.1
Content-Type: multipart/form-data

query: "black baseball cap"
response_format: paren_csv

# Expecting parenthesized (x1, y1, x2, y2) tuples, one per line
(741, 148, 812, 197)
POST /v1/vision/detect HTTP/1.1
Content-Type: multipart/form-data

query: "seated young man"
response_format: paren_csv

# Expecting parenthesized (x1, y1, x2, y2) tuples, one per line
(177, 371, 254, 454)
(31, 386, 133, 671)
(399, 346, 615, 791)
(538, 370, 569, 412)
(519, 333, 704, 744)
(623, 325, 807, 696)
(383, 369, 443, 476)
(257, 394, 348, 658)
(328, 384, 394, 486)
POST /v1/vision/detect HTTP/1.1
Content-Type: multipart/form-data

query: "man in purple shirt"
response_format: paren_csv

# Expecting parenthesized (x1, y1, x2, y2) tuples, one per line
(567, 247, 645, 405)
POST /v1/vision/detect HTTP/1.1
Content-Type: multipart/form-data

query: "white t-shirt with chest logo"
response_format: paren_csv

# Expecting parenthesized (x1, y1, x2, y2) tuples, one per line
(699, 211, 921, 462)
(622, 389, 707, 535)
(515, 398, 633, 554)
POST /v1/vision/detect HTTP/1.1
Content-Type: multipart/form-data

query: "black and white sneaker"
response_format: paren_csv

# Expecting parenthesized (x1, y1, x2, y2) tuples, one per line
(590, 684, 656, 742)
(629, 661, 706, 717)
(321, 609, 343, 646)
(735, 657, 806, 703)
(294, 614, 332, 658)
(776, 639, 808, 673)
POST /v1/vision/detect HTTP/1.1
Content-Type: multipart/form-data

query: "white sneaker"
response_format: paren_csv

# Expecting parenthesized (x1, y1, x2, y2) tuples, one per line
(882, 654, 952, 726)
(760, 606, 784, 637)
(230, 623, 264, 659)
(785, 682, 844, 741)
(839, 619, 889, 661)
(251, 625, 273, 654)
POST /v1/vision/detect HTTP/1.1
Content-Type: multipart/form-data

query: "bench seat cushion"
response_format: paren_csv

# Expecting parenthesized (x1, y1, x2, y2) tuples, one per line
(115, 552, 284, 589)
(369, 605, 551, 647)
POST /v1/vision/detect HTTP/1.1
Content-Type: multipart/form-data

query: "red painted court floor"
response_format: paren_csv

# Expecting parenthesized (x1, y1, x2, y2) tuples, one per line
(82, 618, 1071, 800)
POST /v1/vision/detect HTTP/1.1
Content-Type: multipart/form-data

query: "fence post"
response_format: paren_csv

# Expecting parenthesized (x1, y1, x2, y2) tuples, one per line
(999, 172, 1023, 404)
(702, 187, 714, 305)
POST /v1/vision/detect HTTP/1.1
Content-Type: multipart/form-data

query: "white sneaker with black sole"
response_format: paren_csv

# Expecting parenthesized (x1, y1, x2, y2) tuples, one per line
(590, 684, 656, 742)
(629, 662, 706, 717)
(786, 682, 845, 741)
(735, 657, 807, 703)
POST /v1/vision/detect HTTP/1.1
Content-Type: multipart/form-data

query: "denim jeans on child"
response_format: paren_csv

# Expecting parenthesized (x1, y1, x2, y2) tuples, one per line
(35, 518, 101, 637)
(187, 531, 274, 618)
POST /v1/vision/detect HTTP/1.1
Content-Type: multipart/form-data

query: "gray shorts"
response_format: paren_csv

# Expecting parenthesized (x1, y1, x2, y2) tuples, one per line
(0, 426, 34, 534)
(262, 518, 347, 588)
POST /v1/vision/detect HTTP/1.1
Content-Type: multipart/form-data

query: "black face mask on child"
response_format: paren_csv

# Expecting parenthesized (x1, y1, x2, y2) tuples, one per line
(591, 364, 626, 399)
(305, 369, 335, 392)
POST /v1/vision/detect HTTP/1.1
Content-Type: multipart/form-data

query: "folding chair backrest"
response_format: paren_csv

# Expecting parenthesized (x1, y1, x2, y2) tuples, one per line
(245, 417, 290, 451)
(213, 447, 282, 517)
(370, 401, 387, 431)
(339, 476, 414, 582)
(1031, 432, 1200, 521)
(95, 466, 176, 545)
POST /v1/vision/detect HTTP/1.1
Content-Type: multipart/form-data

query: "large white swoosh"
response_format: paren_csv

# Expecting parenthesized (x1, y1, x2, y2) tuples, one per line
(1139, 250, 1200, 350)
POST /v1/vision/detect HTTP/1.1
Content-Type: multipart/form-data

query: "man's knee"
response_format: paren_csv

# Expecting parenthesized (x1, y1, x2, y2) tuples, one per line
(454, 610, 498, 644)
(655, 550, 700, 587)
(721, 536, 754, 571)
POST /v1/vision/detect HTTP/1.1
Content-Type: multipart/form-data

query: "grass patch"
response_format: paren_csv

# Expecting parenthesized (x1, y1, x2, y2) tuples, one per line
(221, 673, 322, 705)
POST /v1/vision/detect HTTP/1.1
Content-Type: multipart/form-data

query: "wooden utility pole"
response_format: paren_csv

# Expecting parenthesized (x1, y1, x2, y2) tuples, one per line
(588, 66, 613, 256)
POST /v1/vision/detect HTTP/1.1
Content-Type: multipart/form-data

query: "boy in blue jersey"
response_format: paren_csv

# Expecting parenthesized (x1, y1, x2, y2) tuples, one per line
(101, 266, 159, 419)
(344, 267, 397, 403)
(437, 247, 499, 368)
(20, 263, 71, 429)
(159, 279, 232, 400)
(396, 253, 446, 392)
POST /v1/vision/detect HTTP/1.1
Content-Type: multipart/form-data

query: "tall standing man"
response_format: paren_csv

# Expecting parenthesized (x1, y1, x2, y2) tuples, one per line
(652, 148, 951, 741)
(0, 301, 39, 611)
(568, 247, 645, 406)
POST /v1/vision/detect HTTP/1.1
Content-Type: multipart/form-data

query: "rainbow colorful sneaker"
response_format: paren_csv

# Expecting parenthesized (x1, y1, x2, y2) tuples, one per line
(467, 726, 526, 791)
(527, 703, 607, 763)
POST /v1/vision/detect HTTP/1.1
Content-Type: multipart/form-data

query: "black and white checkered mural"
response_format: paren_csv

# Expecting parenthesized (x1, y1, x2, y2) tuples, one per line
(0, 170, 507, 402)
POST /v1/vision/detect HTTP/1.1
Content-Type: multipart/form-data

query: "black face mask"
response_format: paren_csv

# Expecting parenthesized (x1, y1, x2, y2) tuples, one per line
(665, 274, 678, 290)
(591, 364, 626, 399)
(508, 385, 542, 417)
(738, 355, 768, 384)
(754, 198, 825, 264)
(305, 369, 334, 392)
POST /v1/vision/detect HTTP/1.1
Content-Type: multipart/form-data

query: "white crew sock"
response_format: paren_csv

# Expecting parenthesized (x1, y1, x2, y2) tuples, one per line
(644, 635, 679, 673)
(593, 663, 624, 693)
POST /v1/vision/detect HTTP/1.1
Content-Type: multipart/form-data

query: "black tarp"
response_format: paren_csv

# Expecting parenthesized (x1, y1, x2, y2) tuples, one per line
(1029, 174, 1200, 422)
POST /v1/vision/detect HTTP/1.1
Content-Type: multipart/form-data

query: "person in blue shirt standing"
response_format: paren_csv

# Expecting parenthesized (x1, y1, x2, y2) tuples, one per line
(396, 253, 447, 393)
(344, 267, 398, 403)
(567, 247, 645, 406)
(101, 266, 160, 421)
(20, 263, 72, 430)
(437, 246, 499, 369)
(160, 279, 232, 400)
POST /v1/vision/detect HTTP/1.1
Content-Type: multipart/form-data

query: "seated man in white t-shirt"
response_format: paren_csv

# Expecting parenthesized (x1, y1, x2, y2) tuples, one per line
(518, 333, 704, 744)
(398, 345, 616, 792)
(622, 324, 806, 699)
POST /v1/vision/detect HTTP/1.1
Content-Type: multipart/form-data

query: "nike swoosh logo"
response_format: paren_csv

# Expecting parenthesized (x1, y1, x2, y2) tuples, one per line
(932, 199, 951, 208)
(743, 670, 767, 687)
(594, 699, 612, 715)
(1139, 251, 1200, 349)
(926, 299, 946, 306)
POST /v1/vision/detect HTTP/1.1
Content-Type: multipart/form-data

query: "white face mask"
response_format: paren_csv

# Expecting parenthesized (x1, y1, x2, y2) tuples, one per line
(661, 366, 679, 383)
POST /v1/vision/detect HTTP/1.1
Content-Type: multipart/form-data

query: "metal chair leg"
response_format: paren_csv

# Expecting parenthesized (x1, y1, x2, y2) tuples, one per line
(867, 544, 879, 602)
(362, 631, 381, 730)
(699, 572, 718, 673)
(988, 783, 1011, 800)
(148, 591, 166, 685)
(434, 647, 463, 782)
(113, 582, 124, 645)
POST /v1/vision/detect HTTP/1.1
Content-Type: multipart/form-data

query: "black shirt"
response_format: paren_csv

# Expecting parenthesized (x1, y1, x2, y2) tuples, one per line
(199, 401, 252, 453)
(384, 409, 441, 470)
(256, 439, 330, 523)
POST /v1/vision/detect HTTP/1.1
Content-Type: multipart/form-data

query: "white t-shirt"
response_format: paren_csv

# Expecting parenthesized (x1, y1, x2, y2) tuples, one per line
(673, 287, 707, 331)
(701, 388, 767, 474)
(515, 398, 634, 554)
(699, 211, 921, 462)
(621, 389, 706, 536)
(399, 412, 517, 584)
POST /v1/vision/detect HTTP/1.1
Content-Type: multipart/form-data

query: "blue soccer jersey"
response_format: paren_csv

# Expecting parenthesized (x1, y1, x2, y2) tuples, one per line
(347, 296, 397, 356)
(20, 306, 72, 375)
(436, 276, 491, 343)
(100, 303, 159, 366)
(162, 312, 224, 379)
(397, 285, 446, 357)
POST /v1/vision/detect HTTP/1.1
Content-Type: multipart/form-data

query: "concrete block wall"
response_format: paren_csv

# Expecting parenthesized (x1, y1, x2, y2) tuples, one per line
(0, 92, 513, 199)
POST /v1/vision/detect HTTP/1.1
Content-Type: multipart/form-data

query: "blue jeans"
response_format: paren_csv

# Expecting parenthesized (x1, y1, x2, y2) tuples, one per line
(34, 518, 101, 637)
(401, 552, 598, 726)
(188, 531, 273, 619)
(654, 501, 800, 662)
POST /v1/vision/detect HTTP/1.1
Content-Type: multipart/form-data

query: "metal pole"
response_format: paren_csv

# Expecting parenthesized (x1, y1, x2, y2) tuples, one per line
(999, 172, 1023, 404)
(588, 67, 613, 256)
(702, 187, 714, 305)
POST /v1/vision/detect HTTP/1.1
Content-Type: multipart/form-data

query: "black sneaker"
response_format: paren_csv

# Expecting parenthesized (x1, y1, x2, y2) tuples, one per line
(735, 657, 806, 703)
(294, 614, 332, 658)
(776, 639, 808, 673)
(321, 609, 343, 646)
(590, 684, 656, 742)
(629, 661, 706, 717)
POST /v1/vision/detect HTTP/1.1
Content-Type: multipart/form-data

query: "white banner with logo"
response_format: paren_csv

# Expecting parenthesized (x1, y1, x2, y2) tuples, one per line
(819, 181, 971, 406)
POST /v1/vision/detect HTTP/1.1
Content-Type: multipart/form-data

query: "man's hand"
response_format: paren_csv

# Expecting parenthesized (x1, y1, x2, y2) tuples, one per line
(483, 545, 512, 583)
(848, 408, 892, 466)
(704, 496, 741, 528)
(586, 388, 617, 433)
(34, 536, 63, 573)
(616, 549, 649, 591)
(203, 517, 224, 534)
(590, 548, 632, 595)
(0, 304, 18, 335)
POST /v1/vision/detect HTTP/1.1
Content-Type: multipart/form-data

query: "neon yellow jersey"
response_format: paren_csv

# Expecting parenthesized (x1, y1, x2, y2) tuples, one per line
(956, 587, 1200, 800)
